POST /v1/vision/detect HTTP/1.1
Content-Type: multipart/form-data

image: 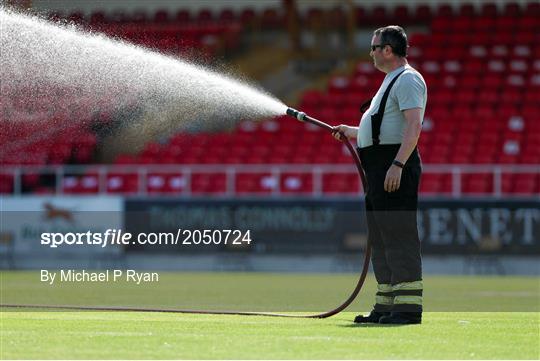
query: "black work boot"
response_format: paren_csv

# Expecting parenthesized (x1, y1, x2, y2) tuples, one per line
(354, 310, 390, 324)
(379, 312, 422, 325)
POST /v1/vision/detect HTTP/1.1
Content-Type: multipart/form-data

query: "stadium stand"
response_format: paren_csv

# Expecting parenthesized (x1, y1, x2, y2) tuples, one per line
(74, 8, 244, 60)
(1, 2, 538, 196)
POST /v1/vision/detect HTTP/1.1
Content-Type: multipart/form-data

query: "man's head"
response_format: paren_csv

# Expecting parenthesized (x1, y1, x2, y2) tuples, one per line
(370, 25, 408, 73)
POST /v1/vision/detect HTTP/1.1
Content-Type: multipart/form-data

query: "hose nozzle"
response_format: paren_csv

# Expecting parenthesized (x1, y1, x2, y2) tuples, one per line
(286, 107, 306, 121)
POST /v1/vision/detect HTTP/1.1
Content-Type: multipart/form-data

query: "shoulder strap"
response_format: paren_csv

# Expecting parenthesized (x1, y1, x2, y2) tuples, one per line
(371, 69, 406, 146)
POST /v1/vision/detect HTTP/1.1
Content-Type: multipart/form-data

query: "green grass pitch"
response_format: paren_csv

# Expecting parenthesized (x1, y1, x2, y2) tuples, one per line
(1, 272, 539, 359)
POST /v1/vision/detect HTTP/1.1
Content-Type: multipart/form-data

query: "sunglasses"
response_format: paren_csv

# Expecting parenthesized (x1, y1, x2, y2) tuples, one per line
(371, 44, 389, 51)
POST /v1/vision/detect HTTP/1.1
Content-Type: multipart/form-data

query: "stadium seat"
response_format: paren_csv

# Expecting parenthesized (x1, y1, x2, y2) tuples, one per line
(525, 1, 540, 16)
(0, 174, 14, 194)
(191, 173, 226, 194)
(513, 174, 537, 194)
(106, 173, 138, 194)
(219, 9, 235, 22)
(239, 8, 256, 27)
(153, 9, 169, 23)
(89, 11, 106, 24)
(7, 3, 539, 197)
(197, 8, 213, 22)
(260, 8, 283, 29)
(413, 4, 432, 23)
(504, 2, 522, 17)
(436, 4, 454, 17)
(480, 3, 498, 17)
(175, 9, 191, 23)
(79, 174, 100, 194)
(463, 174, 493, 194)
(132, 9, 149, 23)
(370, 6, 387, 25)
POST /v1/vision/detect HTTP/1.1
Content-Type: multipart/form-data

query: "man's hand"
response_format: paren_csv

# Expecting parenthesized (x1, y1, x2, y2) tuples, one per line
(384, 164, 402, 192)
(332, 125, 358, 141)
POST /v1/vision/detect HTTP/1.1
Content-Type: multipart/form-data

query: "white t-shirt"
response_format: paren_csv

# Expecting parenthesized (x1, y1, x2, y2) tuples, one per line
(357, 64, 427, 148)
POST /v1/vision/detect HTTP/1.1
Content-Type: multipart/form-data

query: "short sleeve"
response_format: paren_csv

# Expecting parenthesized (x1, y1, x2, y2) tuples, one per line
(395, 72, 426, 111)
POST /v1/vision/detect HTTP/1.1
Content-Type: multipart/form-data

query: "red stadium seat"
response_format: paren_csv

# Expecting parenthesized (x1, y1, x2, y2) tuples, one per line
(0, 174, 14, 194)
(513, 174, 537, 194)
(62, 176, 79, 194)
(191, 173, 226, 194)
(480, 3, 498, 17)
(355, 6, 367, 25)
(458, 3, 476, 17)
(89, 11, 106, 24)
(153, 9, 169, 23)
(260, 8, 283, 29)
(370, 5, 387, 26)
(326, 6, 347, 30)
(79, 174, 100, 194)
(104, 172, 137, 194)
(239, 8, 256, 27)
(131, 10, 149, 23)
(414, 4, 432, 23)
(175, 9, 191, 23)
(68, 11, 85, 23)
(197, 9, 213, 22)
(463, 173, 493, 194)
(323, 173, 360, 194)
(525, 1, 540, 16)
(281, 173, 313, 194)
(436, 4, 454, 17)
(146, 173, 167, 193)
(504, 2, 522, 17)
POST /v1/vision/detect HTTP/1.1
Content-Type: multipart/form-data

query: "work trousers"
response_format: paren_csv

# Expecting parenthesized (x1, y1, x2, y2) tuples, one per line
(358, 144, 423, 313)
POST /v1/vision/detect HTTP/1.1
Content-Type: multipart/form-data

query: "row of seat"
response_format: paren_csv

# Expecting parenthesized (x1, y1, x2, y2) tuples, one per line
(431, 14, 539, 32)
(411, 54, 539, 68)
(2, 170, 537, 196)
(308, 85, 537, 106)
(56, 2, 540, 29)
(413, 32, 539, 46)
(422, 173, 539, 194)
(87, 22, 243, 60)
(58, 8, 274, 27)
(1, 121, 97, 166)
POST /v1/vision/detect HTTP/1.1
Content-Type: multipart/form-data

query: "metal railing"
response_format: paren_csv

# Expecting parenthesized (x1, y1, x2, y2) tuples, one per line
(1, 164, 539, 198)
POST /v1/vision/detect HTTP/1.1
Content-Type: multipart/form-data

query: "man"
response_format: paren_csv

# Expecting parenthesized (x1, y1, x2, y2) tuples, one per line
(333, 26, 427, 325)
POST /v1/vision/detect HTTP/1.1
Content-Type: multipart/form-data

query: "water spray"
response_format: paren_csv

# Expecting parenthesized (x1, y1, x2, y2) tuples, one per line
(0, 8, 287, 157)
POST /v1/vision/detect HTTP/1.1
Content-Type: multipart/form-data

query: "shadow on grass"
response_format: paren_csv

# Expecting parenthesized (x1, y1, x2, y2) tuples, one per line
(341, 323, 418, 328)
